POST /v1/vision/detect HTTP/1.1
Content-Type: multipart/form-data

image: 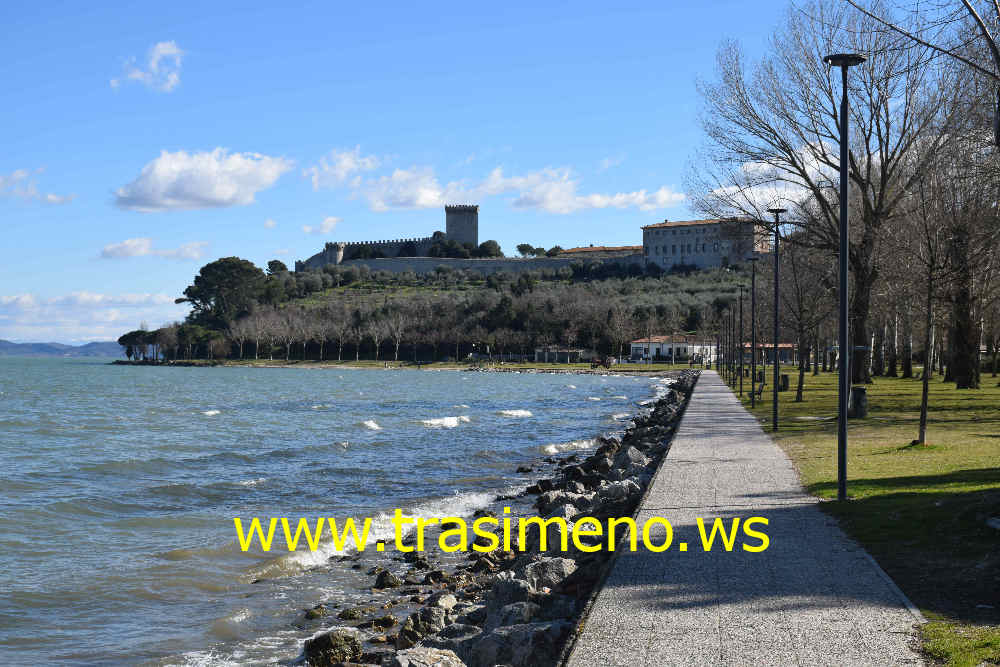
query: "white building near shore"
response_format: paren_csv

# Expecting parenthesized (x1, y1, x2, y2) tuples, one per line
(630, 335, 715, 363)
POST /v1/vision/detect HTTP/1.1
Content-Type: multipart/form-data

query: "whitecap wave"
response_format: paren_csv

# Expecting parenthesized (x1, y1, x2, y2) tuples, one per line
(453, 404, 470, 408)
(609, 395, 628, 400)
(201, 410, 220, 416)
(586, 397, 601, 401)
(238, 477, 266, 487)
(362, 420, 381, 430)
(611, 412, 632, 420)
(421, 416, 471, 428)
(248, 487, 516, 577)
(499, 409, 532, 417)
(541, 438, 596, 454)
(567, 384, 577, 389)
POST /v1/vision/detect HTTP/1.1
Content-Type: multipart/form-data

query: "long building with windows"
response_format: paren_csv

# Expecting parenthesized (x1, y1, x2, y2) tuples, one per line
(641, 219, 766, 271)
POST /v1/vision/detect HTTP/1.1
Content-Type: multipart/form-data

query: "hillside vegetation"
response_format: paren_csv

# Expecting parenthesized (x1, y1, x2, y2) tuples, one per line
(116, 256, 745, 362)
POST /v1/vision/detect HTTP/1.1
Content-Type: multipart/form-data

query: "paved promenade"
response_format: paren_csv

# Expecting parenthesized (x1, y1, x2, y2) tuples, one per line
(566, 371, 923, 666)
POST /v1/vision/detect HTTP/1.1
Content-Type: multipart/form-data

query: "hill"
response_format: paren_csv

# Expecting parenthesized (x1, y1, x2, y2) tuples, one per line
(0, 340, 121, 357)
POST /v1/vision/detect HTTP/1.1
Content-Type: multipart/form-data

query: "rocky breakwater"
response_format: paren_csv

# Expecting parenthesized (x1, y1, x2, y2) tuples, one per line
(300, 369, 700, 667)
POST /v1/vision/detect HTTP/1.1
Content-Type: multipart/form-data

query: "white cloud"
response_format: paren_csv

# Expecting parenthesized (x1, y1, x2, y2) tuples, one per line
(0, 168, 75, 205)
(264, 218, 276, 228)
(115, 148, 293, 212)
(303, 146, 685, 215)
(0, 291, 188, 344)
(100, 237, 208, 260)
(305, 146, 380, 189)
(302, 216, 341, 235)
(111, 41, 184, 92)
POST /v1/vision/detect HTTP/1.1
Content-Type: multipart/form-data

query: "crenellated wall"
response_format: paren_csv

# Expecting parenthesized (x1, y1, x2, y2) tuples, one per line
(295, 237, 436, 271)
(321, 253, 644, 276)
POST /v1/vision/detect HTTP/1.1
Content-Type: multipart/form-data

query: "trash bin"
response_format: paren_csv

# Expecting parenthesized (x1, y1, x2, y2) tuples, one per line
(779, 374, 790, 391)
(849, 386, 868, 418)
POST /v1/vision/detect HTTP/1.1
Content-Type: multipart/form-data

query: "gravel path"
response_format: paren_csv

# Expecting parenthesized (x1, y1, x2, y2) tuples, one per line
(565, 371, 924, 666)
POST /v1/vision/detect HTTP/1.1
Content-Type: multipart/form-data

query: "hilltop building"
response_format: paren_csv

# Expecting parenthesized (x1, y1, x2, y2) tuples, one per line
(295, 205, 479, 271)
(641, 219, 767, 271)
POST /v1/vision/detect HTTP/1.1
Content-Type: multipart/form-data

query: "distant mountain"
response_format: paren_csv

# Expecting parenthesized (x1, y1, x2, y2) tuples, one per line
(0, 340, 122, 357)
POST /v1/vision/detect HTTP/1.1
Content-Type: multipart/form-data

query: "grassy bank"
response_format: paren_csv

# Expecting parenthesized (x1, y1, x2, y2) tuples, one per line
(734, 366, 1000, 666)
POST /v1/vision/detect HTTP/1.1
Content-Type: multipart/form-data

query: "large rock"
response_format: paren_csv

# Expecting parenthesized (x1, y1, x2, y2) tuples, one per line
(303, 629, 362, 666)
(489, 601, 540, 629)
(522, 557, 577, 591)
(375, 570, 403, 588)
(389, 646, 466, 667)
(466, 621, 571, 667)
(418, 623, 482, 663)
(395, 606, 451, 649)
(598, 479, 640, 503)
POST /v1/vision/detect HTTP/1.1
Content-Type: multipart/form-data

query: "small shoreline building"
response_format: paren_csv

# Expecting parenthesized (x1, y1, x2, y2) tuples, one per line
(630, 335, 715, 363)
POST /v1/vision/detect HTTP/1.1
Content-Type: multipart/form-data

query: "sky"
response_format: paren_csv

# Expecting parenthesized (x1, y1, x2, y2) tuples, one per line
(0, 1, 783, 343)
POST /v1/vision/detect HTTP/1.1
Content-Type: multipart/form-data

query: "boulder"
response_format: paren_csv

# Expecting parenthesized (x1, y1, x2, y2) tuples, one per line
(427, 592, 458, 610)
(418, 624, 482, 663)
(466, 621, 571, 667)
(389, 647, 466, 667)
(489, 601, 540, 629)
(454, 604, 486, 626)
(303, 629, 362, 666)
(521, 557, 578, 591)
(395, 606, 451, 649)
(375, 570, 403, 588)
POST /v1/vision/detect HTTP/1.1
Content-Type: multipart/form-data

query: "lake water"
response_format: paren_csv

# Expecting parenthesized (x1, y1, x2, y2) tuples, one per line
(0, 358, 664, 664)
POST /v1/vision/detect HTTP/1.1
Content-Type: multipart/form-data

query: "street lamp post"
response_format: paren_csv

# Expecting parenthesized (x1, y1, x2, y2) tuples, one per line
(739, 285, 745, 396)
(767, 208, 786, 432)
(749, 256, 759, 408)
(824, 52, 866, 502)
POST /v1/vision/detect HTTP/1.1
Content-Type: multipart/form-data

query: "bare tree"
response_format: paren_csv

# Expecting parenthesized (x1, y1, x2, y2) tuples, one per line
(688, 0, 967, 383)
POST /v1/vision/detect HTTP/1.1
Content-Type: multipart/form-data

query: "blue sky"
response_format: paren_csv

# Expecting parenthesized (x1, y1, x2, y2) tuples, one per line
(0, 1, 780, 342)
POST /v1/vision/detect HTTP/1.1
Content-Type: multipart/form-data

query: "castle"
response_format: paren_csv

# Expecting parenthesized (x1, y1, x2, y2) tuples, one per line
(294, 205, 479, 270)
(295, 205, 761, 276)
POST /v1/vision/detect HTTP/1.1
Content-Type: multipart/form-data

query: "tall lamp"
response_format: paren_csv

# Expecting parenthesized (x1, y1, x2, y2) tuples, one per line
(824, 52, 866, 501)
(767, 207, 786, 432)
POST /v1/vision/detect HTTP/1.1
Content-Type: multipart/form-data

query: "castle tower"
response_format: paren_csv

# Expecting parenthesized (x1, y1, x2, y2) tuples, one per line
(445, 204, 479, 248)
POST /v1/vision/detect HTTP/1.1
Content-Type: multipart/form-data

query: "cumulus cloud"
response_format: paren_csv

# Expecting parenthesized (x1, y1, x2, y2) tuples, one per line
(360, 165, 684, 214)
(302, 216, 341, 235)
(0, 168, 75, 205)
(264, 218, 276, 228)
(111, 41, 184, 92)
(115, 148, 293, 212)
(100, 237, 208, 260)
(305, 146, 380, 189)
(0, 291, 188, 343)
(303, 146, 685, 214)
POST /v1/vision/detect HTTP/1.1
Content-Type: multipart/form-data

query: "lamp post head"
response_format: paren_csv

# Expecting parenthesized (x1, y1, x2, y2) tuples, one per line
(823, 53, 866, 68)
(766, 207, 787, 215)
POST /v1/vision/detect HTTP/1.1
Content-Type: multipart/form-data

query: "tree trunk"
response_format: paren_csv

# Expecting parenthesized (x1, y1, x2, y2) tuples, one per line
(872, 326, 884, 377)
(796, 330, 807, 402)
(902, 307, 913, 378)
(338, 340, 343, 361)
(850, 262, 875, 384)
(950, 223, 979, 389)
(886, 314, 898, 377)
(918, 281, 934, 445)
(813, 331, 819, 375)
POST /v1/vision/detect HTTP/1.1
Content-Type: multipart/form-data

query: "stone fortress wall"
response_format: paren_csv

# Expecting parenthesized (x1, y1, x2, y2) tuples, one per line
(295, 205, 482, 272)
(329, 253, 644, 276)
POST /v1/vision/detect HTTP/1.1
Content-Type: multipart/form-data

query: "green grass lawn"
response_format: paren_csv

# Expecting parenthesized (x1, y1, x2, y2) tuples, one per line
(733, 366, 1000, 666)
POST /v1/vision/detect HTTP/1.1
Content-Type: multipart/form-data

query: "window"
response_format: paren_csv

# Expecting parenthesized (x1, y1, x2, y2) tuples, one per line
(672, 244, 676, 255)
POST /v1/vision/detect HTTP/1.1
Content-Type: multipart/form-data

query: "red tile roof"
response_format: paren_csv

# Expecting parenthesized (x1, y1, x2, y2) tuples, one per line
(562, 245, 643, 254)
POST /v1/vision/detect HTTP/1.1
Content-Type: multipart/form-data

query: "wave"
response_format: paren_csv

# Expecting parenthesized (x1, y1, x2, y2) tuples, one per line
(541, 438, 596, 455)
(421, 416, 471, 428)
(609, 395, 628, 400)
(362, 420, 381, 430)
(611, 412, 632, 420)
(246, 487, 513, 579)
(587, 396, 601, 401)
(201, 410, 221, 416)
(567, 384, 576, 389)
(238, 477, 267, 487)
(453, 404, 470, 408)
(498, 409, 532, 417)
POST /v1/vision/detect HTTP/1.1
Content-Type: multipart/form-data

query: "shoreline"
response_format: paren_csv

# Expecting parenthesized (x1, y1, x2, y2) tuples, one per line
(110, 358, 704, 376)
(273, 369, 700, 667)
